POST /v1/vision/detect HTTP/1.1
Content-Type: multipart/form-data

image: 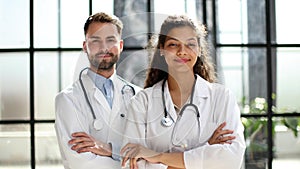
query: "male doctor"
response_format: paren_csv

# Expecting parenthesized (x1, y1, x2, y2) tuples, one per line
(55, 12, 140, 169)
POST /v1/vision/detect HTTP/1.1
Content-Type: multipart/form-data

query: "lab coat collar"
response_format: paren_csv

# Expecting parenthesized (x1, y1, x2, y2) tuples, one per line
(152, 75, 211, 121)
(82, 70, 115, 113)
(194, 74, 210, 99)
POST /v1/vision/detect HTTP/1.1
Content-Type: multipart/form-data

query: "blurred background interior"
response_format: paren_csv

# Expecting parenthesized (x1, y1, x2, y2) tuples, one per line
(0, 0, 299, 169)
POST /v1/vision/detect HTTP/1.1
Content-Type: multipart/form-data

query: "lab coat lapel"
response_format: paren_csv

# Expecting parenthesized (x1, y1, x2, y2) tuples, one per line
(193, 75, 210, 120)
(163, 81, 178, 122)
(80, 73, 111, 123)
(110, 76, 122, 123)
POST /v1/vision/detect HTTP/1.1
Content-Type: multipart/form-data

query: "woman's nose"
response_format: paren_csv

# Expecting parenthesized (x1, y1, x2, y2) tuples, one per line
(176, 44, 188, 56)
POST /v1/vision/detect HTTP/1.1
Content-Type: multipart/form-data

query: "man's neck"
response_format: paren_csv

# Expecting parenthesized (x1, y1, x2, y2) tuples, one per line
(90, 66, 115, 79)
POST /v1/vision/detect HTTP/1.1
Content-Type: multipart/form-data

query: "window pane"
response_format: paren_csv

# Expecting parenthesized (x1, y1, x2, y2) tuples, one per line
(0, 53, 30, 120)
(0, 124, 30, 168)
(218, 47, 268, 113)
(216, 0, 266, 44)
(35, 124, 63, 169)
(0, 0, 29, 48)
(115, 0, 148, 48)
(60, 0, 89, 48)
(276, 0, 300, 44)
(117, 50, 149, 87)
(92, 0, 113, 14)
(34, 52, 59, 120)
(61, 51, 85, 89)
(277, 48, 300, 112)
(34, 0, 59, 48)
(273, 117, 300, 169)
(242, 117, 268, 169)
(217, 47, 247, 103)
(153, 0, 198, 33)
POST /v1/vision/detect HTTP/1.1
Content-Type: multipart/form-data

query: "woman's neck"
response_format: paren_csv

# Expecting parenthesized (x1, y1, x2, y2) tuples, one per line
(167, 72, 195, 108)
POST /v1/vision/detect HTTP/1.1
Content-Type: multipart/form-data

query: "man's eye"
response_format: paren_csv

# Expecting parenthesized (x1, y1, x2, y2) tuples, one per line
(107, 39, 117, 43)
(92, 40, 100, 43)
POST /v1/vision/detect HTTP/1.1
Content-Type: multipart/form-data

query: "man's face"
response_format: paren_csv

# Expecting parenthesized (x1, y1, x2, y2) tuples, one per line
(83, 22, 123, 71)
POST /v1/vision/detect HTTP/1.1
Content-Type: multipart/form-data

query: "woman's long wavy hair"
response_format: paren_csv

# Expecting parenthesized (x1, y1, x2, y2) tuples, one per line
(144, 15, 216, 88)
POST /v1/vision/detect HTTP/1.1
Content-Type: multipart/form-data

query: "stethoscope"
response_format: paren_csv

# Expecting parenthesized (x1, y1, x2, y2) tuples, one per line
(161, 75, 201, 149)
(79, 67, 135, 130)
(161, 75, 200, 127)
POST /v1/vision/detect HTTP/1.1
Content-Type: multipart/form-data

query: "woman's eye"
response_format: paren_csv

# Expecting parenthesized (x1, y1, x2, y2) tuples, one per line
(168, 43, 178, 47)
(187, 43, 197, 47)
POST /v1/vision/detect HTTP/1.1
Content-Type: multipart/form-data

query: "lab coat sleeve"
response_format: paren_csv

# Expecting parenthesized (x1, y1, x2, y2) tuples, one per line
(55, 91, 120, 169)
(183, 87, 246, 169)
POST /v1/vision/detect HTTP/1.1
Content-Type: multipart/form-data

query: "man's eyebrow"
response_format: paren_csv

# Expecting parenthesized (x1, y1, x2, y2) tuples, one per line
(106, 36, 117, 39)
(89, 36, 101, 39)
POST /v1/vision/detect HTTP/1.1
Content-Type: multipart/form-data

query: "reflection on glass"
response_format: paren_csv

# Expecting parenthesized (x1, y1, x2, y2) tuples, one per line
(217, 47, 248, 104)
(61, 51, 85, 89)
(117, 50, 149, 87)
(35, 124, 63, 168)
(0, 53, 30, 120)
(34, 52, 59, 119)
(0, 124, 30, 168)
(276, 0, 300, 44)
(277, 48, 300, 112)
(273, 117, 300, 169)
(242, 117, 268, 169)
(0, 0, 29, 48)
(34, 0, 59, 48)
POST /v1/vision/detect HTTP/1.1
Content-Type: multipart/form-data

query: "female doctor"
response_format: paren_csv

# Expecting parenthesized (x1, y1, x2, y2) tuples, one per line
(121, 15, 246, 169)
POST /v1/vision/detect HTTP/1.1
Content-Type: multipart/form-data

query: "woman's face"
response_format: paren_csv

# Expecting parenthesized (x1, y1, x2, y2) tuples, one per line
(161, 26, 200, 74)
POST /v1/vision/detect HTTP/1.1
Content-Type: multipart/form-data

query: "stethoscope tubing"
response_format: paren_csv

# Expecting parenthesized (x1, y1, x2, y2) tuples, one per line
(79, 67, 96, 119)
(161, 75, 200, 127)
(78, 67, 135, 130)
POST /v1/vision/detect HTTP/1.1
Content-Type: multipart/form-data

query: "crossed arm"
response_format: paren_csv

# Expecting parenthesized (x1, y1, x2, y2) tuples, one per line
(120, 122, 235, 169)
(69, 122, 235, 168)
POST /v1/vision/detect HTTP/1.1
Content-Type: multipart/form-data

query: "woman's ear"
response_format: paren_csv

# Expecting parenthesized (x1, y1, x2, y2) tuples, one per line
(160, 44, 164, 56)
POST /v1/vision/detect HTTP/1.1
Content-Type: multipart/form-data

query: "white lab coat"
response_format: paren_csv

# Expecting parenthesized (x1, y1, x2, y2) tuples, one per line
(124, 75, 246, 169)
(55, 71, 141, 169)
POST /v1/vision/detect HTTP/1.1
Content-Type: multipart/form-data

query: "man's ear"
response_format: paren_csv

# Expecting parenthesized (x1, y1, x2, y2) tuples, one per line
(119, 39, 124, 52)
(83, 41, 87, 53)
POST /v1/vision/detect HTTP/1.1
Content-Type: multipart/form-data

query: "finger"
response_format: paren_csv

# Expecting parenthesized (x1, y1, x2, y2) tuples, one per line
(71, 141, 95, 150)
(130, 158, 134, 169)
(120, 143, 135, 154)
(216, 122, 226, 131)
(132, 158, 138, 169)
(219, 135, 236, 142)
(71, 132, 89, 137)
(218, 129, 234, 135)
(122, 156, 129, 167)
(69, 136, 93, 144)
(76, 147, 91, 153)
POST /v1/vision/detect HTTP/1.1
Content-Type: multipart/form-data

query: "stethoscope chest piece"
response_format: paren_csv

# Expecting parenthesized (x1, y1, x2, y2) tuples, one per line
(161, 116, 173, 127)
(93, 119, 103, 131)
